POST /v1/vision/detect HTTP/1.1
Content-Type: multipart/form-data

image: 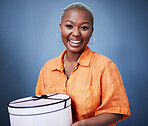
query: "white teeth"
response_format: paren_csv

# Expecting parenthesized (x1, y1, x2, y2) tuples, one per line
(69, 40, 82, 43)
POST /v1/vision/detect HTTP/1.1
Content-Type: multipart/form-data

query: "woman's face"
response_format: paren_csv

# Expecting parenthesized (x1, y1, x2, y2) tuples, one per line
(60, 8, 94, 53)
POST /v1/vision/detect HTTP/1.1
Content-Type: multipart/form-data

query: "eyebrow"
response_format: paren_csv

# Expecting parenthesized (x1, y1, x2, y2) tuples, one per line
(65, 20, 90, 25)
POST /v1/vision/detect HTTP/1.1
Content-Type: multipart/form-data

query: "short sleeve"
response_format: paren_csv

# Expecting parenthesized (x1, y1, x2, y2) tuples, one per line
(36, 67, 45, 95)
(95, 61, 131, 120)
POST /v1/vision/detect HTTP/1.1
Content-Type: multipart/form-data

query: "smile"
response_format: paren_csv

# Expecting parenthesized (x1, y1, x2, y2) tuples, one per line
(69, 40, 82, 44)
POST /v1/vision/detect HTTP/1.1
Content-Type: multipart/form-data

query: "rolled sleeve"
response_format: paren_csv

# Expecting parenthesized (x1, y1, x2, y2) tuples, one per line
(95, 61, 131, 120)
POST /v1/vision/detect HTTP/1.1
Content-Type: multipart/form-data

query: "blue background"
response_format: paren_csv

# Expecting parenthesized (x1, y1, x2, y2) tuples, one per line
(0, 0, 148, 125)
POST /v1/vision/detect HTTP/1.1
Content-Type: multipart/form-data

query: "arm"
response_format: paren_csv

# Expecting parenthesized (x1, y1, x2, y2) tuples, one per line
(72, 113, 122, 126)
(36, 67, 45, 95)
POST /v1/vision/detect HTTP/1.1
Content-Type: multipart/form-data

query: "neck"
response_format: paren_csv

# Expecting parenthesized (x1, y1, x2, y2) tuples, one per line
(65, 49, 84, 63)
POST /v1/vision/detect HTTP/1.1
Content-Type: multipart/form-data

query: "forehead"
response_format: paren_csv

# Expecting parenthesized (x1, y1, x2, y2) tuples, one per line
(63, 8, 92, 24)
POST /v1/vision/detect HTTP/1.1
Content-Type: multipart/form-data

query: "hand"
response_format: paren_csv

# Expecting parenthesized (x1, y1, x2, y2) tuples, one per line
(71, 120, 84, 126)
(71, 113, 122, 126)
(72, 121, 79, 126)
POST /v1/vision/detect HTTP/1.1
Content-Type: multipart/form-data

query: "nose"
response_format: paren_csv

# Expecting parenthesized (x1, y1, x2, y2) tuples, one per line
(72, 27, 81, 37)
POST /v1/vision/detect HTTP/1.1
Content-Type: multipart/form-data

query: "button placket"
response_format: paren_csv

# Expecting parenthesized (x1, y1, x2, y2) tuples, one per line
(64, 76, 68, 93)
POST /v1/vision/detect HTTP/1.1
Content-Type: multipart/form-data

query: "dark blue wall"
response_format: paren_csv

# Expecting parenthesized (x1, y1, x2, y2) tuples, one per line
(0, 0, 148, 125)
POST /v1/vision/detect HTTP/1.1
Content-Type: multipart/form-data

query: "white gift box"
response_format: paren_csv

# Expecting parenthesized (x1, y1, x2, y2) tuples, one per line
(8, 94, 72, 126)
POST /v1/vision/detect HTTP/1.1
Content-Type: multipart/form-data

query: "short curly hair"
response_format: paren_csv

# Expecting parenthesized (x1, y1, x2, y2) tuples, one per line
(61, 2, 94, 26)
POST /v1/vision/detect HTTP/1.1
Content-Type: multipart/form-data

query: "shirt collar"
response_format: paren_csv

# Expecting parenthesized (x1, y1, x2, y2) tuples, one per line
(52, 46, 93, 71)
(78, 46, 93, 67)
(51, 49, 66, 71)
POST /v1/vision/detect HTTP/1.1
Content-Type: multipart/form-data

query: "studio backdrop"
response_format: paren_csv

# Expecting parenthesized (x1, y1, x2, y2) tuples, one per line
(0, 0, 148, 126)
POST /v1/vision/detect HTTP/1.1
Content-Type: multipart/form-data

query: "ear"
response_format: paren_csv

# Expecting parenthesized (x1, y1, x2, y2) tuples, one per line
(60, 24, 62, 33)
(91, 27, 94, 37)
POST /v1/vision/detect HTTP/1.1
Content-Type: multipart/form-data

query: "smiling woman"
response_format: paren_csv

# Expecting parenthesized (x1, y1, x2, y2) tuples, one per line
(36, 2, 131, 126)
(60, 9, 94, 55)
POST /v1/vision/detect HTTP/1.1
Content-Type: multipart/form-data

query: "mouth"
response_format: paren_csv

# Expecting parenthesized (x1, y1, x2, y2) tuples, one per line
(69, 40, 82, 44)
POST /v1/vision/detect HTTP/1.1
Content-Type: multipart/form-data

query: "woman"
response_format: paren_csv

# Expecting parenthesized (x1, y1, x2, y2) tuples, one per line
(36, 2, 131, 126)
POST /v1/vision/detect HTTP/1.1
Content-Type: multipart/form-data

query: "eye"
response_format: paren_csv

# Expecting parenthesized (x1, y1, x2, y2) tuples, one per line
(66, 25, 73, 29)
(81, 26, 89, 30)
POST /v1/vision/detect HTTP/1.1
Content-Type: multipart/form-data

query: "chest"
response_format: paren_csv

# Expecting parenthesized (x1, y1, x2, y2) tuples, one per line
(43, 66, 102, 113)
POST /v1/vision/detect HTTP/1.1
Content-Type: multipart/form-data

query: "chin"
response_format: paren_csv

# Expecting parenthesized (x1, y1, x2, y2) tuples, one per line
(67, 46, 86, 54)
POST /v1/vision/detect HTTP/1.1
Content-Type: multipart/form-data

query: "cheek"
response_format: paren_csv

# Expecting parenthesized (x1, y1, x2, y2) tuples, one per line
(83, 32, 92, 40)
(61, 29, 70, 38)
(61, 30, 71, 44)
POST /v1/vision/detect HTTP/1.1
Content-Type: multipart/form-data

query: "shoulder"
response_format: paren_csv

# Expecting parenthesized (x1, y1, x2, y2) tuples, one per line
(39, 50, 66, 72)
(90, 51, 120, 72)
(91, 51, 111, 66)
(41, 57, 60, 71)
(90, 51, 120, 76)
(45, 57, 59, 66)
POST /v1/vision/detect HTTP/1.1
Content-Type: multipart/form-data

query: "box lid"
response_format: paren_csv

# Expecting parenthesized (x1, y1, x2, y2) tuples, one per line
(8, 94, 71, 116)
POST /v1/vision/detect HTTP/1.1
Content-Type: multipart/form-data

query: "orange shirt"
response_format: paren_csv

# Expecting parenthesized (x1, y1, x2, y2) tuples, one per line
(36, 46, 131, 125)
